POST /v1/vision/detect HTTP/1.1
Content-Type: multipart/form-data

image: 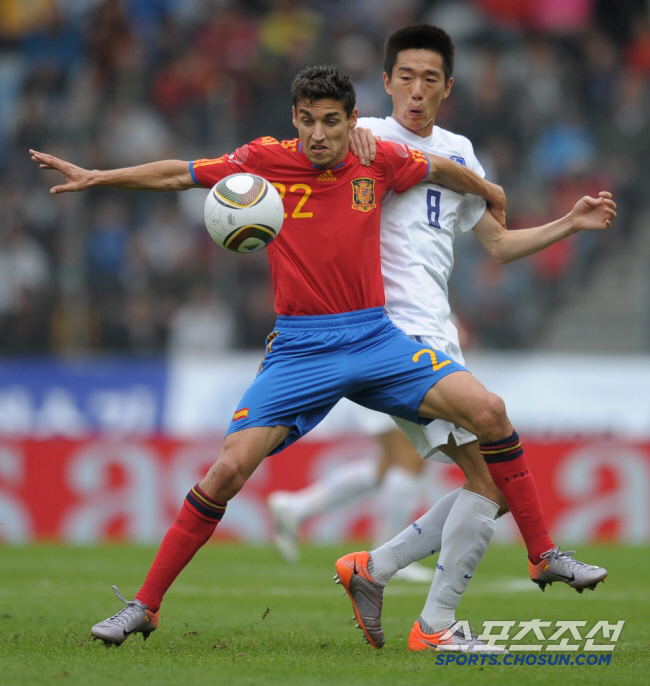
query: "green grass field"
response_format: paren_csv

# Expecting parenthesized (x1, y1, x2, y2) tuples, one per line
(1, 543, 647, 686)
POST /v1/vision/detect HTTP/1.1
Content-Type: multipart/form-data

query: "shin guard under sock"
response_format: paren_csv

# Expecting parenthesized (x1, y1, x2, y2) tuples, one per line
(479, 431, 553, 564)
(135, 485, 226, 611)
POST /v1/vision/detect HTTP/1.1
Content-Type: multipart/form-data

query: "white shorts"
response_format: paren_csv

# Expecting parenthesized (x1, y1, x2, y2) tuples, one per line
(311, 334, 476, 462)
(392, 334, 476, 464)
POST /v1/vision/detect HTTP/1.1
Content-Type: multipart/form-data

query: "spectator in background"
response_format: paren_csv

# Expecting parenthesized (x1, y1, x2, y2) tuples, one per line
(0, 0, 57, 40)
(21, 3, 83, 93)
(258, 0, 322, 65)
(234, 254, 278, 349)
(132, 201, 198, 294)
(334, 33, 388, 118)
(85, 197, 130, 297)
(167, 280, 235, 357)
(99, 102, 174, 169)
(85, 0, 143, 92)
(1, 0, 648, 355)
(103, 287, 167, 355)
(0, 218, 51, 354)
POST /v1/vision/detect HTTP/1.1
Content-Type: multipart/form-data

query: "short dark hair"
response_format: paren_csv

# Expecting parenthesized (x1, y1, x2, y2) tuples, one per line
(291, 65, 356, 117)
(384, 25, 455, 83)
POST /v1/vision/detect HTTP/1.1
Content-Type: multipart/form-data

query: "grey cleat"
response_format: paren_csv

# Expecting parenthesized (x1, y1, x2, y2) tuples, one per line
(91, 586, 159, 646)
(334, 551, 385, 649)
(529, 547, 608, 592)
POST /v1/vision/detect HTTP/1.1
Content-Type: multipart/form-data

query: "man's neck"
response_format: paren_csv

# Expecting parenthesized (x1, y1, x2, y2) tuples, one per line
(390, 114, 435, 138)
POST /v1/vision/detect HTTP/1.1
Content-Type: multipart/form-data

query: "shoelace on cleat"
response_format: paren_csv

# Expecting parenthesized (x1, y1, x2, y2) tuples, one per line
(541, 548, 594, 570)
(102, 585, 145, 625)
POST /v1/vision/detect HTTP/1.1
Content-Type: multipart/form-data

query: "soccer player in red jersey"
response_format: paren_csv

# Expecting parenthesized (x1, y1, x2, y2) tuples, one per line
(29, 65, 604, 647)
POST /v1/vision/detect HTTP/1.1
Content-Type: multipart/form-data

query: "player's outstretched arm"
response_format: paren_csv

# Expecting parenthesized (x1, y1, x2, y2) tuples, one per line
(473, 191, 617, 264)
(29, 149, 196, 194)
(424, 153, 506, 227)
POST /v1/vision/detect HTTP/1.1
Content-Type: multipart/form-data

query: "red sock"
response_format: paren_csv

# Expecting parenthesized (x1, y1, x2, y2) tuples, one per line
(479, 431, 554, 564)
(135, 485, 226, 612)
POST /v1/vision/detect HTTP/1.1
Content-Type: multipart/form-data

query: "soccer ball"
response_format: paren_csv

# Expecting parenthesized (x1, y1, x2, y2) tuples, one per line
(204, 173, 284, 253)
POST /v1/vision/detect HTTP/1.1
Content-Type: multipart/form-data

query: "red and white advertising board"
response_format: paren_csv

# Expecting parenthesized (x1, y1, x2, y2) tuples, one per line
(2, 435, 649, 544)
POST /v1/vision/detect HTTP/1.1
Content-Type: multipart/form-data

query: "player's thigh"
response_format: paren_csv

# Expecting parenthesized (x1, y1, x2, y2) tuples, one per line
(200, 425, 290, 501)
(376, 428, 426, 477)
(418, 370, 510, 438)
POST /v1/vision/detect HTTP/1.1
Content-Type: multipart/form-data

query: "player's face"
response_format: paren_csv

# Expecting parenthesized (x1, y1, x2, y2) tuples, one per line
(292, 99, 358, 167)
(383, 49, 453, 138)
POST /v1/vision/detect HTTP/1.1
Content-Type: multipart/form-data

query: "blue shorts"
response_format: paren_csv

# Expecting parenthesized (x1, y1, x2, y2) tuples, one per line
(226, 307, 466, 454)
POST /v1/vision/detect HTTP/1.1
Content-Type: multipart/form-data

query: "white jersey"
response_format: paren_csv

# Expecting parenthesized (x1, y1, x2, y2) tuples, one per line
(358, 116, 487, 350)
(322, 118, 486, 459)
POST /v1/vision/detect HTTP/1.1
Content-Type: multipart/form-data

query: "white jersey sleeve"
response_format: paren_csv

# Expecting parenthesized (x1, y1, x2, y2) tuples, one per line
(454, 145, 487, 233)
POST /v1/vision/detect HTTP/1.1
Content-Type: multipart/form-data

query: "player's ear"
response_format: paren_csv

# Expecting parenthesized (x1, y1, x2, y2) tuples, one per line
(292, 106, 298, 129)
(383, 72, 392, 95)
(442, 77, 454, 99)
(348, 108, 358, 130)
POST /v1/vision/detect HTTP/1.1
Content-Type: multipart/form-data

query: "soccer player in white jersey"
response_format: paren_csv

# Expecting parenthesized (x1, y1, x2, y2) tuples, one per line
(334, 24, 615, 652)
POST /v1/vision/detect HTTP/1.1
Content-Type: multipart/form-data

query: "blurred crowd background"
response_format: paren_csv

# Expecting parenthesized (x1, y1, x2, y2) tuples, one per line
(1, 0, 649, 357)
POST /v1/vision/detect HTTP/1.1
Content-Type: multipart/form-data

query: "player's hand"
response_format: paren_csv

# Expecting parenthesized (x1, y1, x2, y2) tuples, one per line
(486, 181, 506, 228)
(29, 149, 94, 194)
(570, 191, 617, 230)
(349, 128, 380, 166)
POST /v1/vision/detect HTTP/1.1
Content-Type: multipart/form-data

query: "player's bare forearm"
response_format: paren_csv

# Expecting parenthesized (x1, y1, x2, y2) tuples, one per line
(475, 212, 576, 264)
(30, 150, 195, 193)
(425, 154, 506, 226)
(474, 192, 617, 264)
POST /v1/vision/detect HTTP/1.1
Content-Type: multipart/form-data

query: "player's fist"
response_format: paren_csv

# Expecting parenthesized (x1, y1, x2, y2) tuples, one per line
(571, 191, 617, 230)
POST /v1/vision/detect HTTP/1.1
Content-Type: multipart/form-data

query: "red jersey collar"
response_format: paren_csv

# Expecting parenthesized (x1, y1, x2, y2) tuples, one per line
(298, 141, 351, 170)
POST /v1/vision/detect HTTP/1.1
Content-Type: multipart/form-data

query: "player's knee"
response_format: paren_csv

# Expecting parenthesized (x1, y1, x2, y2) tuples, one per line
(472, 392, 510, 440)
(203, 452, 250, 501)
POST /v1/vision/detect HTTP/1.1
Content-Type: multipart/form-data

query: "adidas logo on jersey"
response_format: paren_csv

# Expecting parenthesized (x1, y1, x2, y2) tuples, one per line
(316, 170, 337, 182)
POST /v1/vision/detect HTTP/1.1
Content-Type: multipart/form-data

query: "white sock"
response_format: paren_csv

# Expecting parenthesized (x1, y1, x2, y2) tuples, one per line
(369, 488, 461, 585)
(288, 458, 379, 524)
(372, 466, 423, 547)
(419, 489, 498, 633)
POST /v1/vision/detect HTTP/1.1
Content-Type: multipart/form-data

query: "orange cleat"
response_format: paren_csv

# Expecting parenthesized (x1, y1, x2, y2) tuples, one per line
(334, 551, 385, 649)
(408, 620, 507, 653)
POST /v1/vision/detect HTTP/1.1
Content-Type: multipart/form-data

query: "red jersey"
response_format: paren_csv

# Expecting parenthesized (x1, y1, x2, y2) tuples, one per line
(191, 137, 429, 315)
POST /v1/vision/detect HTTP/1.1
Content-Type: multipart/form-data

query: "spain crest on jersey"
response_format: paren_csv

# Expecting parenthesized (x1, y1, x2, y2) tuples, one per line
(351, 178, 376, 212)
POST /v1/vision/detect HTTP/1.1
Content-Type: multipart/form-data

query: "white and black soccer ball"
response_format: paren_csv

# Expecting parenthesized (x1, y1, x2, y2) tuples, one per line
(204, 173, 284, 253)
